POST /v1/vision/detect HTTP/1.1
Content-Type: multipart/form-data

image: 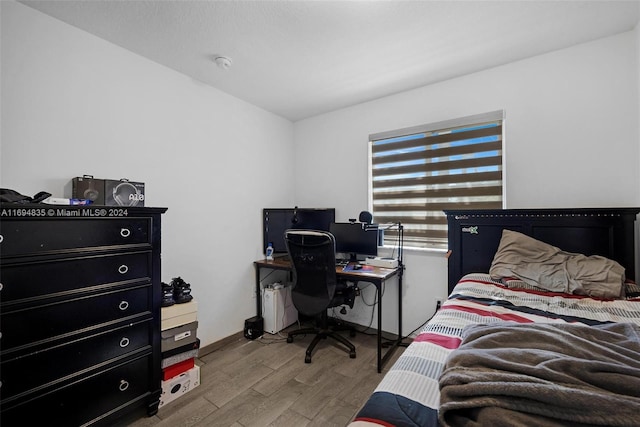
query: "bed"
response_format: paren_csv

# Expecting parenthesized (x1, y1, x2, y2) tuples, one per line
(350, 208, 640, 427)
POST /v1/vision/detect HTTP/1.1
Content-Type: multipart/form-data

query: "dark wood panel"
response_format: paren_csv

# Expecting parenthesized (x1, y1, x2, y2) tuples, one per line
(445, 208, 640, 293)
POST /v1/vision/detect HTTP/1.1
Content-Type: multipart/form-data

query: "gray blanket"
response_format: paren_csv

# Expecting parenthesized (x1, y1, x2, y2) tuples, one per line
(438, 322, 640, 427)
(489, 230, 626, 299)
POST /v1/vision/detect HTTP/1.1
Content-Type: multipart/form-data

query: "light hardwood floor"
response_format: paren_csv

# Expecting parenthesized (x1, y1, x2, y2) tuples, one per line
(126, 324, 406, 427)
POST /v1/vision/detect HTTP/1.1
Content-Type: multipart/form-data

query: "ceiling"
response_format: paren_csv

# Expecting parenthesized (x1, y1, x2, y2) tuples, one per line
(20, 0, 640, 122)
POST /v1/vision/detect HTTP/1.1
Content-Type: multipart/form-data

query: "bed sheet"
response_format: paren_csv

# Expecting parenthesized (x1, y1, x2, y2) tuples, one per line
(350, 273, 640, 427)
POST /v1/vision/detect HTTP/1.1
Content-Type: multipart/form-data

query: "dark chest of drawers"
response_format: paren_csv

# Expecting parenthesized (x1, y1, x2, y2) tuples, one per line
(0, 205, 167, 426)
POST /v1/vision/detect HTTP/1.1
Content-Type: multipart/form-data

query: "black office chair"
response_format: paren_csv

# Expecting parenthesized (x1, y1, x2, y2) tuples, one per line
(284, 229, 357, 363)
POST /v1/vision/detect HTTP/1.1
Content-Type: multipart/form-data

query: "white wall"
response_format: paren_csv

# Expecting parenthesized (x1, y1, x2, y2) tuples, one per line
(637, 22, 640, 203)
(3, 1, 639, 344)
(294, 29, 640, 334)
(1, 1, 295, 347)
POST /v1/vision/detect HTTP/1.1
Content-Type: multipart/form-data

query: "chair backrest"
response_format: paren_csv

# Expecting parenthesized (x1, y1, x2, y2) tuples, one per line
(284, 229, 337, 317)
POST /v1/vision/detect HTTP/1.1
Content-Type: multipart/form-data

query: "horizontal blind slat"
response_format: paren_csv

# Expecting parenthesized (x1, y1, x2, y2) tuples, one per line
(373, 201, 502, 212)
(373, 185, 503, 201)
(376, 216, 447, 225)
(373, 171, 502, 189)
(372, 155, 502, 177)
(372, 125, 502, 154)
(384, 230, 448, 240)
(372, 140, 502, 165)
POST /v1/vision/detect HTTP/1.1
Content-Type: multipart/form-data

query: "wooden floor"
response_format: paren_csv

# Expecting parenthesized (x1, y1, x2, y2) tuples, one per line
(125, 323, 405, 427)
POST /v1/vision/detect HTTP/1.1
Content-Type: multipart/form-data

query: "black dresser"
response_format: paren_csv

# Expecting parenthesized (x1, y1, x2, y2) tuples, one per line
(0, 204, 167, 426)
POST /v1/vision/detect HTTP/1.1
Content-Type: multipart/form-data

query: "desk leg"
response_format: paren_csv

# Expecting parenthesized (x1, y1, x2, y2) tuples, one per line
(377, 275, 405, 372)
(377, 283, 382, 373)
(398, 270, 409, 348)
(254, 265, 262, 317)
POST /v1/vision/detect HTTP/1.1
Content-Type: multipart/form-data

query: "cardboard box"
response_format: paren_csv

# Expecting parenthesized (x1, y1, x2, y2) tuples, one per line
(67, 175, 105, 204)
(162, 358, 195, 381)
(161, 300, 198, 331)
(159, 365, 200, 408)
(104, 179, 145, 207)
(162, 338, 200, 369)
(161, 321, 198, 352)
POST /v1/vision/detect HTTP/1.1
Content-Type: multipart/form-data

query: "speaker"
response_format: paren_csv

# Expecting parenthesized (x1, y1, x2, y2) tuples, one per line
(244, 316, 263, 340)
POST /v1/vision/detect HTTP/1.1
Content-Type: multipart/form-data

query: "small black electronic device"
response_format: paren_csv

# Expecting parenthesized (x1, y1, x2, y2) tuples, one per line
(244, 316, 264, 340)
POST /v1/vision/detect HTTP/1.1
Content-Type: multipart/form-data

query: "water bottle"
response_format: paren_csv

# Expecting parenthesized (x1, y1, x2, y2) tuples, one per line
(266, 243, 274, 260)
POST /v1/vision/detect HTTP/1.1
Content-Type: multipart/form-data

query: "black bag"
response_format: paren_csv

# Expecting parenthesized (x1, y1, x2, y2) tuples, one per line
(0, 189, 51, 204)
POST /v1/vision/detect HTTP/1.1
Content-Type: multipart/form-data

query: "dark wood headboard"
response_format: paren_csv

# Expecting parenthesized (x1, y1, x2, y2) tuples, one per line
(445, 208, 640, 294)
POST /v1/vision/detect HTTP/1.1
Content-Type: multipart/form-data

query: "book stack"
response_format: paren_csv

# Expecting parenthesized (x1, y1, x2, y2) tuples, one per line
(159, 299, 200, 407)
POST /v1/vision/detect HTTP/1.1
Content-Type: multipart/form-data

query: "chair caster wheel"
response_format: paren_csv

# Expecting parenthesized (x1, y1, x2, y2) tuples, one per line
(350, 351, 356, 359)
(305, 355, 312, 363)
(287, 336, 293, 343)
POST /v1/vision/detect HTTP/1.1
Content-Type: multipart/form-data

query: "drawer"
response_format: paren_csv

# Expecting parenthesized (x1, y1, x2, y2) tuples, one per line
(1, 285, 152, 351)
(1, 320, 152, 401)
(0, 355, 155, 427)
(0, 217, 151, 257)
(1, 251, 151, 304)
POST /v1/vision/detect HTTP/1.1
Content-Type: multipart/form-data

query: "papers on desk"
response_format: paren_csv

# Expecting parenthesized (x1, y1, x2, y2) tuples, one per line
(342, 264, 375, 272)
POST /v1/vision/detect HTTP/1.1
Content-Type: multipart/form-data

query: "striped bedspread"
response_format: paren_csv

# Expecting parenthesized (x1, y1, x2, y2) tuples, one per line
(350, 273, 640, 427)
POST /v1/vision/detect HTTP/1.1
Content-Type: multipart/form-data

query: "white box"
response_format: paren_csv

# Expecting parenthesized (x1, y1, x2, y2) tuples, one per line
(262, 285, 298, 334)
(364, 257, 399, 268)
(159, 365, 200, 408)
(161, 300, 198, 331)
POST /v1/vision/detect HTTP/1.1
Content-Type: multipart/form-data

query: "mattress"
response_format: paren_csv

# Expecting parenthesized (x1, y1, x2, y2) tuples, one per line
(350, 273, 640, 427)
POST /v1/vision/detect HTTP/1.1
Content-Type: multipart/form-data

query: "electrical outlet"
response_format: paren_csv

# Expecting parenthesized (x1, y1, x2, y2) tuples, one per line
(435, 298, 443, 311)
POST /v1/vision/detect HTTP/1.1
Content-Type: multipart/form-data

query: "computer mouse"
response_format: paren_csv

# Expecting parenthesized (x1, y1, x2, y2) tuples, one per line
(353, 264, 363, 270)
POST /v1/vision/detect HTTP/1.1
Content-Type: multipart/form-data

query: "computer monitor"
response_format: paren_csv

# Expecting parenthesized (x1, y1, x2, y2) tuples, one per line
(329, 222, 379, 261)
(263, 208, 336, 254)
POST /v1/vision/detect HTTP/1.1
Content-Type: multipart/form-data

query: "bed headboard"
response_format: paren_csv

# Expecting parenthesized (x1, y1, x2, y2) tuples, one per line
(444, 208, 640, 294)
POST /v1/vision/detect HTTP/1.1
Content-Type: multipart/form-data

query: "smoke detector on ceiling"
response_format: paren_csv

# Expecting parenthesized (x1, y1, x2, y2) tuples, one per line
(214, 56, 233, 70)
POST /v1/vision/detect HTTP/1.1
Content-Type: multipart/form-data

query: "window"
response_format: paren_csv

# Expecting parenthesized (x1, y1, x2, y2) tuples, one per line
(369, 110, 504, 249)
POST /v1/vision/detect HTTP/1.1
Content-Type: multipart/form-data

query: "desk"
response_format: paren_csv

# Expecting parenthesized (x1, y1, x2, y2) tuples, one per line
(253, 257, 403, 373)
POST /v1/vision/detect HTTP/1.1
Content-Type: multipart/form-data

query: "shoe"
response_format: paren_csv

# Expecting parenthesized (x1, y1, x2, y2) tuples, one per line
(171, 276, 193, 304)
(161, 282, 175, 307)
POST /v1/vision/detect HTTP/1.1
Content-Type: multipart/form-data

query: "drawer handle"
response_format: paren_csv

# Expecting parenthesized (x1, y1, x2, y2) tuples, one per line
(119, 379, 129, 392)
(120, 228, 131, 238)
(118, 265, 129, 274)
(120, 337, 130, 348)
(118, 300, 130, 311)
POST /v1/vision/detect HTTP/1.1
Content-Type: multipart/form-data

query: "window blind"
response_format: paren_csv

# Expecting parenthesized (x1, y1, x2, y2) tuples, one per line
(370, 111, 504, 249)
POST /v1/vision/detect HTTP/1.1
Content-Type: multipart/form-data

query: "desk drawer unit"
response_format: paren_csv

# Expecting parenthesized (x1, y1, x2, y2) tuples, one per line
(0, 205, 167, 427)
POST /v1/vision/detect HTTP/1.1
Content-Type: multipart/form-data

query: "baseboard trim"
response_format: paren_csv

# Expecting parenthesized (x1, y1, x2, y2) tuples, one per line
(197, 318, 413, 359)
(198, 331, 245, 357)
